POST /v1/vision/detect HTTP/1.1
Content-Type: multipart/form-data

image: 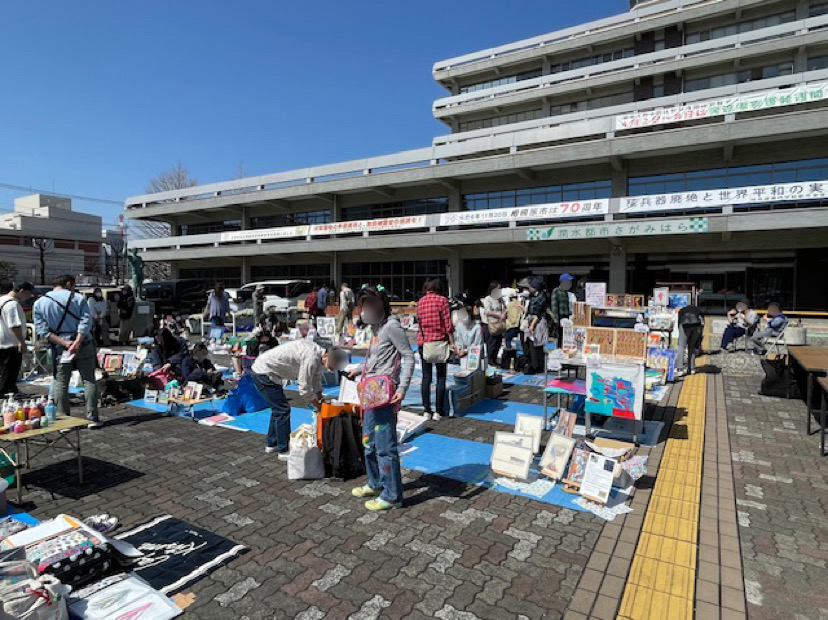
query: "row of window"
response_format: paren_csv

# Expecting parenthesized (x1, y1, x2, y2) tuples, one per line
(341, 198, 449, 221)
(459, 69, 542, 94)
(342, 261, 447, 302)
(464, 181, 613, 211)
(180, 220, 242, 236)
(250, 210, 330, 228)
(684, 60, 795, 92)
(458, 108, 544, 133)
(685, 10, 796, 45)
(550, 48, 635, 75)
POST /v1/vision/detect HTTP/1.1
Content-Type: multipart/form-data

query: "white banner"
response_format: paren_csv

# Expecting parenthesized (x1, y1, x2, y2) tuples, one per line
(310, 216, 427, 236)
(615, 82, 828, 131)
(621, 179, 828, 214)
(220, 226, 307, 242)
(526, 217, 709, 241)
(439, 200, 609, 227)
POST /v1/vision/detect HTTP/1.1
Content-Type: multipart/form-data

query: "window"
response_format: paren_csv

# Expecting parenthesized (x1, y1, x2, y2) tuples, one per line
(810, 2, 828, 17)
(458, 108, 544, 132)
(341, 197, 448, 221)
(180, 267, 242, 288)
(459, 68, 543, 94)
(180, 219, 241, 236)
(808, 54, 828, 71)
(251, 210, 330, 229)
(251, 264, 331, 289)
(463, 180, 612, 212)
(685, 11, 796, 44)
(342, 260, 447, 302)
(549, 48, 634, 74)
(685, 60, 794, 92)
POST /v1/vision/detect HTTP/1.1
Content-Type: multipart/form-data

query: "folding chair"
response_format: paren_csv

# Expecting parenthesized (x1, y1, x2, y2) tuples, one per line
(766, 326, 788, 357)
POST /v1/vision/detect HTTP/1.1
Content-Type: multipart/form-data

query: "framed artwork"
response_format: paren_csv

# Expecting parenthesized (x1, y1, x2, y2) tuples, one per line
(553, 410, 577, 437)
(586, 362, 646, 420)
(562, 326, 587, 353)
(631, 295, 645, 308)
(104, 354, 123, 372)
(572, 302, 591, 327)
(614, 330, 647, 359)
(400, 314, 414, 329)
(144, 389, 159, 404)
(605, 294, 618, 308)
(540, 434, 576, 481)
(354, 328, 371, 348)
(316, 317, 337, 339)
(585, 283, 606, 307)
(122, 352, 137, 376)
(514, 414, 544, 454)
(491, 443, 533, 480)
(647, 332, 663, 349)
(579, 453, 617, 504)
(466, 346, 482, 371)
(668, 292, 692, 309)
(583, 344, 600, 357)
(653, 287, 669, 307)
(647, 347, 677, 382)
(494, 431, 534, 452)
(586, 327, 616, 355)
(565, 447, 590, 486)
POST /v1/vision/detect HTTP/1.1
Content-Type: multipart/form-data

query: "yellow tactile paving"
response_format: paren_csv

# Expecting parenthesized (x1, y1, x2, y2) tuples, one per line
(618, 345, 710, 620)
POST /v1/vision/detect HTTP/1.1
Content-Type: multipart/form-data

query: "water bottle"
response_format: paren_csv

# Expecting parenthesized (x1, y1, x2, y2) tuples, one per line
(45, 397, 57, 422)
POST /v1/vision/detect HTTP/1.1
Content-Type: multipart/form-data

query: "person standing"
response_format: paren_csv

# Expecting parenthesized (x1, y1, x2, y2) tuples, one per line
(453, 305, 483, 364)
(317, 284, 328, 317)
(482, 282, 506, 367)
(676, 302, 704, 375)
(252, 284, 266, 326)
(33, 274, 100, 428)
(117, 284, 135, 345)
(549, 274, 574, 348)
(88, 288, 110, 346)
(251, 340, 347, 458)
(504, 293, 524, 351)
(305, 287, 319, 319)
(206, 282, 231, 330)
(349, 287, 414, 511)
(337, 282, 355, 335)
(416, 278, 455, 420)
(0, 279, 30, 396)
(525, 277, 549, 374)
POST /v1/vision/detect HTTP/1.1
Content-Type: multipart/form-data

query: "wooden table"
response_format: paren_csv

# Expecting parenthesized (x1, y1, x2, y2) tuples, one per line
(787, 346, 828, 435)
(818, 376, 828, 457)
(0, 416, 88, 504)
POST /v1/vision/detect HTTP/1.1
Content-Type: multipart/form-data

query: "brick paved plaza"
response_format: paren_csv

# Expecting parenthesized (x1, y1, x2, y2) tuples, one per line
(15, 348, 828, 619)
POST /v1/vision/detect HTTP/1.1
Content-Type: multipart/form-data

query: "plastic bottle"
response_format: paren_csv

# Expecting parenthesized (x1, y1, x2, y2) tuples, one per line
(14, 400, 24, 422)
(45, 397, 57, 423)
(2, 401, 12, 427)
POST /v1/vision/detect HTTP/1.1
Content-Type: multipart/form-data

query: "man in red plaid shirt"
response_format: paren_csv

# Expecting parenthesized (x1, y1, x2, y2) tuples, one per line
(416, 278, 456, 421)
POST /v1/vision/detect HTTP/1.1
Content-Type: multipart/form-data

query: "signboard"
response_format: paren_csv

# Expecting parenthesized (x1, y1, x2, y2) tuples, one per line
(526, 217, 708, 241)
(438, 200, 609, 227)
(220, 226, 307, 242)
(310, 216, 426, 236)
(615, 82, 828, 131)
(585, 282, 607, 307)
(621, 180, 828, 214)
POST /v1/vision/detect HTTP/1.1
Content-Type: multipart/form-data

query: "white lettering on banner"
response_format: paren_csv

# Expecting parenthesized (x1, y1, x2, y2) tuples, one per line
(621, 180, 828, 214)
(220, 226, 308, 242)
(310, 216, 427, 235)
(526, 217, 709, 241)
(615, 83, 828, 131)
(438, 200, 610, 227)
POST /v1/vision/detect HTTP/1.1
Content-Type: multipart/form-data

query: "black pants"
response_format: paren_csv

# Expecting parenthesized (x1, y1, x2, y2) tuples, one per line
(419, 348, 447, 414)
(485, 330, 503, 366)
(528, 344, 545, 374)
(0, 348, 22, 395)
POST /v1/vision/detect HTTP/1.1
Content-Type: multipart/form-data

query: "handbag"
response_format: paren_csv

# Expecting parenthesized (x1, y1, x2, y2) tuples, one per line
(287, 425, 325, 480)
(356, 339, 399, 410)
(423, 340, 450, 364)
(147, 368, 175, 390)
(0, 568, 68, 620)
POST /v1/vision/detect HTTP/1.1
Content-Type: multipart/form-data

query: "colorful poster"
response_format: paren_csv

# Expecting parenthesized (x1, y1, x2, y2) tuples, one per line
(585, 283, 606, 307)
(586, 362, 645, 421)
(647, 347, 676, 382)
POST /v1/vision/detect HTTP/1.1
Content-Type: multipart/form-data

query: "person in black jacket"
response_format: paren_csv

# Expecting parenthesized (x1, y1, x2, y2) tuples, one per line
(676, 303, 704, 376)
(149, 327, 189, 375)
(181, 342, 223, 389)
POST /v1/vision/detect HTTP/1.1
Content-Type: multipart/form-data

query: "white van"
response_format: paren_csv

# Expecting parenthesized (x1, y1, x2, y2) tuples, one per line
(227, 280, 313, 319)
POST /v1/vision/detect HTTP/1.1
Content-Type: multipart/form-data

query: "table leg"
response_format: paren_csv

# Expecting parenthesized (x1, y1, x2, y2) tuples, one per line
(585, 410, 592, 438)
(24, 440, 29, 469)
(76, 428, 83, 486)
(821, 388, 826, 458)
(807, 373, 814, 435)
(15, 443, 22, 505)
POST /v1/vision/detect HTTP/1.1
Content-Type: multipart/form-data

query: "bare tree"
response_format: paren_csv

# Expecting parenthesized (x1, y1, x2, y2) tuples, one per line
(29, 238, 53, 284)
(0, 261, 17, 281)
(136, 162, 199, 280)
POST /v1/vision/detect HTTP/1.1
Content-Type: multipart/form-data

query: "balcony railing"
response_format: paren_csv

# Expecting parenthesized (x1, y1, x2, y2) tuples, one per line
(432, 14, 828, 113)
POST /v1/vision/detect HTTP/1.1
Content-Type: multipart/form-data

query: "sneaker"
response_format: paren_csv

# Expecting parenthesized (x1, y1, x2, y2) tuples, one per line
(87, 421, 103, 430)
(265, 446, 278, 454)
(277, 451, 290, 462)
(365, 498, 401, 512)
(422, 411, 432, 420)
(447, 410, 454, 418)
(432, 413, 442, 421)
(352, 485, 378, 498)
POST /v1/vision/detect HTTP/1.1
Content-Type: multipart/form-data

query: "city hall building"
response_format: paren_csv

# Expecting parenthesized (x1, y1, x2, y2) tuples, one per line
(127, 0, 828, 311)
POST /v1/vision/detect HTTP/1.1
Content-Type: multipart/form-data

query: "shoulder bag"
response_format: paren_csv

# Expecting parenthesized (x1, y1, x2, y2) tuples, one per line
(357, 337, 399, 410)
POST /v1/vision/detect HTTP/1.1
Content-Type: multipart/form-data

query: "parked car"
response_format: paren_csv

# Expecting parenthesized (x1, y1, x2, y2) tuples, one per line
(228, 280, 312, 321)
(144, 280, 207, 315)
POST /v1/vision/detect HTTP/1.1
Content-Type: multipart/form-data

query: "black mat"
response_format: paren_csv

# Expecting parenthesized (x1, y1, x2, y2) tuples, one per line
(116, 514, 247, 594)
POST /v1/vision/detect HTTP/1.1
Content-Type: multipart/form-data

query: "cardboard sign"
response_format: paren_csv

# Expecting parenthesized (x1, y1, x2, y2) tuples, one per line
(579, 453, 617, 504)
(585, 283, 606, 307)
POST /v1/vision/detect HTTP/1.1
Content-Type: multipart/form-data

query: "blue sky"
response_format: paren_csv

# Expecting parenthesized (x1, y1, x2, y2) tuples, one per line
(0, 1, 626, 229)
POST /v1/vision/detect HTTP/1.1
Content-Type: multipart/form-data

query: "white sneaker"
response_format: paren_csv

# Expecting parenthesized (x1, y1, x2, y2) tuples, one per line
(87, 421, 103, 429)
(423, 412, 432, 420)
(432, 413, 442, 421)
(265, 446, 278, 454)
(277, 451, 290, 462)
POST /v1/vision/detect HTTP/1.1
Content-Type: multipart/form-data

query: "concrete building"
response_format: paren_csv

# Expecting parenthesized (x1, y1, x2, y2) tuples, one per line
(0, 194, 104, 284)
(127, 0, 828, 311)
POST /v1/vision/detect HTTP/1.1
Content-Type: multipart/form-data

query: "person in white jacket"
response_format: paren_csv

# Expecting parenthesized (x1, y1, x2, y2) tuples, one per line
(250, 340, 348, 459)
(87, 288, 110, 346)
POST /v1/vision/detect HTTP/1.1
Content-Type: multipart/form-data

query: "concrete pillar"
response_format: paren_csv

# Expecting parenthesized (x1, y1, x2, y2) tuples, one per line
(240, 207, 251, 230)
(447, 252, 461, 297)
(330, 195, 341, 223)
(611, 165, 628, 198)
(794, 46, 808, 73)
(332, 252, 342, 287)
(241, 257, 251, 283)
(447, 184, 462, 212)
(609, 245, 627, 293)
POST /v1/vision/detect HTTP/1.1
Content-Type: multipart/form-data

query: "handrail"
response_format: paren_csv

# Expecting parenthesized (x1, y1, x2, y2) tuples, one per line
(432, 0, 719, 75)
(433, 14, 828, 111)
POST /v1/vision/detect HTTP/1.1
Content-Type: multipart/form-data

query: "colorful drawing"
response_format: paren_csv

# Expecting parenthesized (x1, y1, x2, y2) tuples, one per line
(562, 326, 587, 352)
(586, 362, 645, 420)
(653, 287, 669, 306)
(583, 344, 601, 357)
(647, 347, 677, 382)
(540, 434, 576, 481)
(668, 292, 692, 309)
(647, 332, 663, 348)
(104, 354, 123, 372)
(565, 446, 590, 486)
(605, 294, 618, 308)
(466, 346, 482, 371)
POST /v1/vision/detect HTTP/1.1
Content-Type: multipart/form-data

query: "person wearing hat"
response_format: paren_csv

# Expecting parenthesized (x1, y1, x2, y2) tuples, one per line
(550, 274, 574, 348)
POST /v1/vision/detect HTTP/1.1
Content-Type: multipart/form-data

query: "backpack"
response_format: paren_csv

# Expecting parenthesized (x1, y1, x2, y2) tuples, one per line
(322, 413, 365, 480)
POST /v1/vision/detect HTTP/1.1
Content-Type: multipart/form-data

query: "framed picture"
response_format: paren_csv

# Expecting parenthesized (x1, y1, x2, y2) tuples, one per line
(583, 344, 600, 357)
(605, 294, 618, 308)
(647, 347, 677, 382)
(653, 287, 669, 307)
(466, 346, 482, 371)
(491, 443, 533, 481)
(316, 317, 337, 339)
(647, 332, 663, 349)
(104, 354, 123, 372)
(540, 434, 576, 481)
(514, 414, 544, 454)
(144, 389, 159, 404)
(579, 453, 617, 504)
(668, 292, 692, 309)
(562, 326, 587, 353)
(493, 431, 534, 452)
(586, 361, 646, 420)
(565, 447, 590, 487)
(553, 410, 577, 437)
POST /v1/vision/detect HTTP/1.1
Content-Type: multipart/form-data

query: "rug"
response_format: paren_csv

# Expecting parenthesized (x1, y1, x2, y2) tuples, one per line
(116, 515, 247, 594)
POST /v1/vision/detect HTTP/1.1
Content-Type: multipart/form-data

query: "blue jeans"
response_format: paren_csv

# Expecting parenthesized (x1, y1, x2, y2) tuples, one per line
(251, 372, 291, 451)
(363, 404, 403, 505)
(210, 316, 225, 328)
(721, 325, 745, 349)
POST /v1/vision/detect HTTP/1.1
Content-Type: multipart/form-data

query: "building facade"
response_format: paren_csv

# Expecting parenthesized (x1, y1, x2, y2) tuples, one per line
(127, 0, 828, 311)
(0, 194, 104, 284)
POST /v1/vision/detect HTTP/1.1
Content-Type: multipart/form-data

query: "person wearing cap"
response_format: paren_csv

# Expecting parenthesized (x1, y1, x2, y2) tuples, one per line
(550, 274, 574, 347)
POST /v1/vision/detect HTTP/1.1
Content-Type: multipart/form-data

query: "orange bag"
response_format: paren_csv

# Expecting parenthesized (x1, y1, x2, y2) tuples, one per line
(317, 402, 359, 449)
